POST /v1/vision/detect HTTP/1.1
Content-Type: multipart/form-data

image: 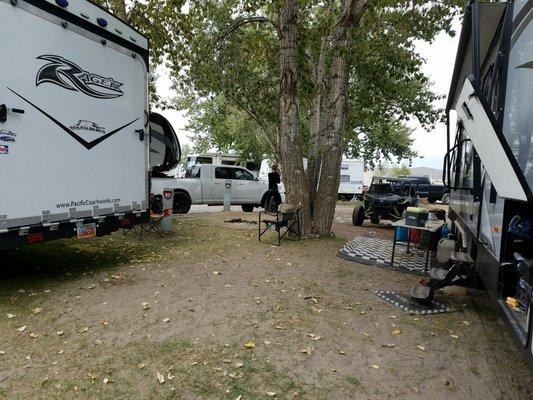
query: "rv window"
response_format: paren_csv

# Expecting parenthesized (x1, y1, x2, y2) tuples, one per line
(215, 167, 232, 179)
(222, 160, 236, 166)
(502, 10, 533, 193)
(340, 175, 350, 183)
(196, 157, 213, 165)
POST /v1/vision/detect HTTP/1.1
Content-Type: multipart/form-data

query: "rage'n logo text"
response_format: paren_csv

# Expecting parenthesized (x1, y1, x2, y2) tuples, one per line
(35, 55, 124, 99)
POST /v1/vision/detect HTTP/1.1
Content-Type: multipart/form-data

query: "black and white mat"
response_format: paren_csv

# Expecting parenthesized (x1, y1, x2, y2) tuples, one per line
(374, 290, 457, 315)
(338, 236, 433, 276)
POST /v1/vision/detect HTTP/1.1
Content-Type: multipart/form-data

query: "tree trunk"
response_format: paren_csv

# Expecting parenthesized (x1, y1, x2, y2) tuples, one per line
(277, 0, 312, 235)
(306, 35, 328, 210)
(312, 0, 366, 236)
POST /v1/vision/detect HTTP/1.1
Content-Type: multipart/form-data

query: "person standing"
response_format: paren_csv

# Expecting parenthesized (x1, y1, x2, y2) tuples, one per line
(262, 163, 282, 211)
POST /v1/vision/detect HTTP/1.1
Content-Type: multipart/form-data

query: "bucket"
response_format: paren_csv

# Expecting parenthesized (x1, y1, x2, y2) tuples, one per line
(396, 226, 409, 241)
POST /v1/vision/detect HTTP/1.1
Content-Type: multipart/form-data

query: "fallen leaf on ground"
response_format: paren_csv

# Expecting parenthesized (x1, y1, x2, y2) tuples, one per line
(56, 331, 64, 336)
(29, 332, 39, 339)
(79, 327, 89, 333)
(263, 340, 272, 345)
(88, 373, 98, 380)
(163, 318, 170, 323)
(462, 320, 470, 326)
(142, 302, 150, 310)
(236, 362, 243, 368)
(7, 313, 16, 319)
(312, 307, 323, 313)
(416, 345, 426, 351)
(0, 351, 5, 355)
(213, 271, 221, 275)
(167, 373, 175, 380)
(103, 377, 109, 385)
(392, 328, 402, 335)
(244, 341, 256, 349)
(275, 325, 286, 330)
(17, 326, 27, 332)
(266, 392, 277, 397)
(222, 359, 232, 364)
(299, 348, 313, 355)
(310, 336, 321, 341)
(157, 372, 165, 384)
(338, 350, 347, 355)
(370, 364, 380, 369)
(450, 334, 459, 340)
(235, 396, 242, 400)
(382, 343, 395, 348)
(137, 363, 147, 370)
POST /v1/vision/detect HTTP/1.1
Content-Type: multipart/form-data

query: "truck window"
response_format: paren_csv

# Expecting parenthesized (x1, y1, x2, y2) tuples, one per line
(233, 169, 254, 180)
(186, 166, 201, 178)
(215, 167, 233, 179)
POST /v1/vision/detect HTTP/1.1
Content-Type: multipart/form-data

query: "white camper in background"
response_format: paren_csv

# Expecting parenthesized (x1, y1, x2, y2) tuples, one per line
(259, 158, 364, 200)
(338, 158, 364, 200)
(0, 0, 180, 251)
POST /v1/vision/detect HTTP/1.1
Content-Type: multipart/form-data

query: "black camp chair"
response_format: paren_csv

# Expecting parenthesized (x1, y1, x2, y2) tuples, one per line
(259, 204, 301, 246)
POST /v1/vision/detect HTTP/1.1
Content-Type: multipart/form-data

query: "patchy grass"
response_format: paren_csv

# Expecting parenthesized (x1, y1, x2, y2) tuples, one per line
(1, 211, 532, 399)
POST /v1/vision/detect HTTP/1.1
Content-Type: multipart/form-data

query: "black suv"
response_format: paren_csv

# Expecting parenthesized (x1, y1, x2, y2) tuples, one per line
(399, 175, 449, 204)
(352, 177, 419, 225)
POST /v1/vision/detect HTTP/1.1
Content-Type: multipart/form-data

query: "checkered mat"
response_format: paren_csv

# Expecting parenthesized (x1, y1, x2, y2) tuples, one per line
(374, 290, 458, 315)
(337, 236, 434, 276)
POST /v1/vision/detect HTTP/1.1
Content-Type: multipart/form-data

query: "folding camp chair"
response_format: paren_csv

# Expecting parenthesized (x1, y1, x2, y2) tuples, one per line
(124, 194, 168, 240)
(259, 204, 301, 246)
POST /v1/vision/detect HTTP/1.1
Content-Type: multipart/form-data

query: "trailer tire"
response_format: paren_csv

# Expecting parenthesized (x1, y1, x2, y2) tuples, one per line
(352, 206, 365, 226)
(173, 191, 191, 214)
(441, 193, 450, 205)
(241, 204, 254, 212)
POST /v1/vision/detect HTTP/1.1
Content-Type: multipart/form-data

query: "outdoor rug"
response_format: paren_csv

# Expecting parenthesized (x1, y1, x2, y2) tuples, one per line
(374, 290, 458, 315)
(338, 236, 434, 276)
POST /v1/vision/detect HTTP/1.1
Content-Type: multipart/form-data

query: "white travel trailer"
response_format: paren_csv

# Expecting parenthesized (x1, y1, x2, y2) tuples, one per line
(0, 0, 180, 251)
(338, 158, 364, 200)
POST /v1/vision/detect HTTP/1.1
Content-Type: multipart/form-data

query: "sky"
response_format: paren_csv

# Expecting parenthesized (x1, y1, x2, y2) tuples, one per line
(154, 18, 462, 170)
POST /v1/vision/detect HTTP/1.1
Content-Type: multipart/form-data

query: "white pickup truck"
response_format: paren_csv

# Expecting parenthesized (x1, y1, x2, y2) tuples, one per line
(151, 164, 273, 213)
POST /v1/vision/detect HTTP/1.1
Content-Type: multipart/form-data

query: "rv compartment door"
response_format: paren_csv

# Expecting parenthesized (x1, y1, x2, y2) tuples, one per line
(456, 77, 527, 201)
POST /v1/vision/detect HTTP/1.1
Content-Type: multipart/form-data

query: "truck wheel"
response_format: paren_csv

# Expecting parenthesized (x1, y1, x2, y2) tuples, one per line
(441, 193, 450, 205)
(241, 205, 254, 212)
(173, 192, 191, 214)
(352, 206, 365, 226)
(370, 215, 381, 225)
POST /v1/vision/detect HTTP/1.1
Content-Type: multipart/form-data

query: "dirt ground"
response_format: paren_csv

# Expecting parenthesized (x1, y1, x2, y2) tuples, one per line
(0, 206, 532, 399)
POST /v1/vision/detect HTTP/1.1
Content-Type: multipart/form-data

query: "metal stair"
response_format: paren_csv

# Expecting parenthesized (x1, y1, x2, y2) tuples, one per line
(410, 252, 474, 305)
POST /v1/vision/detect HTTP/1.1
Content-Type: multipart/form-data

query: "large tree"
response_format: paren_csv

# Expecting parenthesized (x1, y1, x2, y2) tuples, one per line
(98, 0, 462, 236)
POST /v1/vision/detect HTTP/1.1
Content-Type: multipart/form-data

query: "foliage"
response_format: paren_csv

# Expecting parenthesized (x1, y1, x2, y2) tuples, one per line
(391, 164, 411, 177)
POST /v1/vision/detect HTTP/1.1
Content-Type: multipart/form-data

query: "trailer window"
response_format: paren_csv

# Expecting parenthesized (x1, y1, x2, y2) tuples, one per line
(502, 10, 533, 193)
(340, 175, 350, 183)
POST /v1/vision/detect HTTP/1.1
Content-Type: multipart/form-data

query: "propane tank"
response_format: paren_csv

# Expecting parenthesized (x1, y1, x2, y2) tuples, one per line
(437, 236, 456, 265)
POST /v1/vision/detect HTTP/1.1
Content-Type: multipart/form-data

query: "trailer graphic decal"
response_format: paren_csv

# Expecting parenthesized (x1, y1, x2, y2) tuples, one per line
(8, 88, 138, 150)
(70, 120, 106, 135)
(0, 145, 8, 154)
(35, 55, 124, 99)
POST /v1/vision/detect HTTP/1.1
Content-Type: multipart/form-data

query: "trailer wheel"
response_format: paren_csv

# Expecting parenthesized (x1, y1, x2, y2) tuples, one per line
(241, 204, 254, 212)
(441, 193, 450, 205)
(173, 192, 191, 214)
(352, 206, 365, 226)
